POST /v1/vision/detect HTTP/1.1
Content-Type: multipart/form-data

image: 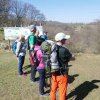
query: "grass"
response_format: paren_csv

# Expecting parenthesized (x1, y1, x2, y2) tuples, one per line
(0, 51, 100, 100)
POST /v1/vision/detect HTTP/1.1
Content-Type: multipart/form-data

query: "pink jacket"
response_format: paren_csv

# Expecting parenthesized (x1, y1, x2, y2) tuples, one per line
(34, 46, 45, 69)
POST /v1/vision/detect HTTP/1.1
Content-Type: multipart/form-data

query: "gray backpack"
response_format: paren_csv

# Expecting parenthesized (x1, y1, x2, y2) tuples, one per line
(41, 40, 59, 72)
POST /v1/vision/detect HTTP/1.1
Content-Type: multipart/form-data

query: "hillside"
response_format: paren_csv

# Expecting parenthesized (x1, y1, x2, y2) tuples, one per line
(43, 21, 100, 53)
(0, 21, 100, 53)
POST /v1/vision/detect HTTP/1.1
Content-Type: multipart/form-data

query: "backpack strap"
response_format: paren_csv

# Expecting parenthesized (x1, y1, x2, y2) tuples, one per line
(33, 49, 40, 67)
(27, 35, 31, 50)
(56, 45, 62, 67)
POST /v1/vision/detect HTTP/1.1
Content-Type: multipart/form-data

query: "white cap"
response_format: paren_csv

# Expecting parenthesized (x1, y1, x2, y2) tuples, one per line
(55, 32, 70, 41)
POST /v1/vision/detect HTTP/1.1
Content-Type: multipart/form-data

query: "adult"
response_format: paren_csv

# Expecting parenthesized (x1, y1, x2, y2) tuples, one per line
(16, 34, 27, 77)
(28, 25, 37, 82)
(50, 32, 75, 100)
(36, 36, 49, 97)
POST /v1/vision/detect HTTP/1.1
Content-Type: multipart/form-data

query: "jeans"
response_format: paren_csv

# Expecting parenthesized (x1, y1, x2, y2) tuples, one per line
(37, 69, 45, 95)
(29, 50, 37, 81)
(31, 65, 37, 82)
(18, 56, 25, 75)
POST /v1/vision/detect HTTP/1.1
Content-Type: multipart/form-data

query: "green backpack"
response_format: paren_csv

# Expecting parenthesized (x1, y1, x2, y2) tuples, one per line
(41, 41, 51, 72)
(41, 41, 51, 54)
(41, 40, 59, 73)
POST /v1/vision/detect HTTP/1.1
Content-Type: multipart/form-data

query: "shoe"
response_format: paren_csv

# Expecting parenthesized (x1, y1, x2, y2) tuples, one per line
(18, 74, 26, 78)
(31, 81, 39, 84)
(31, 81, 36, 84)
(45, 83, 50, 88)
(18, 75, 22, 78)
(36, 81, 39, 83)
(40, 93, 49, 97)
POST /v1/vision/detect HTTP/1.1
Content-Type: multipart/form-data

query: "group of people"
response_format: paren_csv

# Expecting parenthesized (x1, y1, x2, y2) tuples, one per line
(15, 25, 75, 100)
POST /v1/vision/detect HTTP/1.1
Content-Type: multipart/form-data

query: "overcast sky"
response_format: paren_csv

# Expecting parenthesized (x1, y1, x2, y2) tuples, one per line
(21, 0, 100, 23)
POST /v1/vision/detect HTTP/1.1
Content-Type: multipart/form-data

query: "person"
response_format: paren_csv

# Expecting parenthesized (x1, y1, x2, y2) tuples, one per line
(44, 31, 48, 40)
(50, 32, 75, 100)
(36, 36, 49, 97)
(16, 34, 27, 77)
(28, 25, 37, 82)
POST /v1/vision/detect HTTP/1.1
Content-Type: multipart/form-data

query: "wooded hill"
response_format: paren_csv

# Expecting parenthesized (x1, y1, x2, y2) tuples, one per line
(43, 21, 100, 54)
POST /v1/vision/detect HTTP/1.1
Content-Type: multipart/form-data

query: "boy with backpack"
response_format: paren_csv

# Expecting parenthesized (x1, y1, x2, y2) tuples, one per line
(50, 32, 75, 100)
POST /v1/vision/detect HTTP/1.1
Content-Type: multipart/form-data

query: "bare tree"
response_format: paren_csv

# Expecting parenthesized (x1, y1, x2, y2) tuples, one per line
(10, 0, 30, 26)
(0, 0, 12, 27)
(10, 0, 46, 26)
(0, 0, 46, 27)
(26, 4, 46, 25)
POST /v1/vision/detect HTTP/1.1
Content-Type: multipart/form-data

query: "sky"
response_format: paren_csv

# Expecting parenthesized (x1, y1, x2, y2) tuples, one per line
(21, 0, 100, 23)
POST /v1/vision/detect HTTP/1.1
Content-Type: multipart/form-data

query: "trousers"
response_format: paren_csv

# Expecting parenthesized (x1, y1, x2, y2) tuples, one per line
(50, 74, 68, 100)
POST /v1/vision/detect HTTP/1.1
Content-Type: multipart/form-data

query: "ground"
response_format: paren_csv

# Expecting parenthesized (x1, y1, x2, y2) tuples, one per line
(0, 50, 100, 100)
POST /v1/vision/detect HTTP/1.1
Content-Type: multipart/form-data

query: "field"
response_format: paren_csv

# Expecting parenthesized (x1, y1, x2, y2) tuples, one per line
(0, 50, 100, 100)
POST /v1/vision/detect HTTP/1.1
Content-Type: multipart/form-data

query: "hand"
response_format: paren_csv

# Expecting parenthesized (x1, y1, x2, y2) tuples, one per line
(71, 54, 75, 61)
(16, 54, 18, 57)
(31, 51, 34, 57)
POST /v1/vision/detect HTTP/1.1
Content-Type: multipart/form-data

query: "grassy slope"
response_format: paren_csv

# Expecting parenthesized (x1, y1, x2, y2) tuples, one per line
(0, 51, 100, 100)
(68, 54, 100, 100)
